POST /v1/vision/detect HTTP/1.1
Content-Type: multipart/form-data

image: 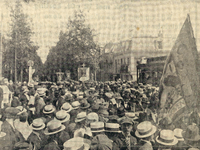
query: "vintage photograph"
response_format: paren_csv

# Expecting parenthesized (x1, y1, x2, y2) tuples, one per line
(0, 0, 199, 149)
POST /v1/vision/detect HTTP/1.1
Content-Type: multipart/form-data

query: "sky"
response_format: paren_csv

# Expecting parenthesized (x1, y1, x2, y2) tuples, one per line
(0, 0, 199, 63)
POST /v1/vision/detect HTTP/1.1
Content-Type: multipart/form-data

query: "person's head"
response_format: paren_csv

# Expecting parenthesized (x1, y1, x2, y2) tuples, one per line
(19, 112, 28, 122)
(135, 121, 157, 141)
(121, 121, 133, 135)
(31, 118, 46, 133)
(44, 120, 65, 140)
(75, 112, 87, 126)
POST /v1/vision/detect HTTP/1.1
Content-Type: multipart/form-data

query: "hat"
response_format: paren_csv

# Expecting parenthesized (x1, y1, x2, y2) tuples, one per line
(5, 107, 21, 118)
(120, 116, 133, 125)
(80, 99, 90, 109)
(55, 110, 70, 123)
(188, 148, 200, 150)
(173, 128, 184, 141)
(44, 120, 65, 135)
(71, 101, 80, 110)
(63, 137, 89, 150)
(156, 130, 178, 146)
(105, 123, 121, 133)
(61, 102, 72, 113)
(87, 112, 99, 124)
(135, 121, 157, 138)
(98, 109, 109, 116)
(105, 93, 113, 99)
(75, 112, 87, 123)
(125, 112, 138, 120)
(117, 107, 125, 117)
(182, 124, 200, 141)
(31, 118, 45, 130)
(90, 122, 105, 133)
(91, 103, 100, 111)
(14, 141, 32, 150)
(28, 83, 34, 88)
(43, 105, 56, 114)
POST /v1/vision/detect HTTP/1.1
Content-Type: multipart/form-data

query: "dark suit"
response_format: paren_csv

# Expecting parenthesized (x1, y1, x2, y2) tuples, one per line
(27, 132, 48, 150)
(137, 140, 153, 150)
(114, 133, 137, 150)
(1, 120, 24, 150)
(43, 140, 61, 150)
(11, 97, 21, 107)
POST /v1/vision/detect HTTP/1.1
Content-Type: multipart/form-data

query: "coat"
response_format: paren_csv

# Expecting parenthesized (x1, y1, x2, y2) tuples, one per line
(1, 120, 24, 150)
(137, 140, 153, 150)
(11, 97, 21, 107)
(43, 140, 61, 150)
(114, 133, 137, 150)
(27, 131, 48, 150)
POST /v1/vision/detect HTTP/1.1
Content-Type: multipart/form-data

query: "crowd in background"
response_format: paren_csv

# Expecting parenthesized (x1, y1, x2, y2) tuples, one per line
(0, 78, 199, 150)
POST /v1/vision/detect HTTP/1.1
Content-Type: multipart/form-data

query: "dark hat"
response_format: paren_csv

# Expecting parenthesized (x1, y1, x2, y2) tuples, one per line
(182, 124, 200, 141)
(5, 107, 20, 118)
(14, 141, 32, 150)
(117, 106, 125, 117)
(80, 99, 90, 109)
(120, 116, 133, 125)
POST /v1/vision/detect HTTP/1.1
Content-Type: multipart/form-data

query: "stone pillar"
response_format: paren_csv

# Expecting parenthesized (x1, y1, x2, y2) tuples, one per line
(27, 60, 35, 84)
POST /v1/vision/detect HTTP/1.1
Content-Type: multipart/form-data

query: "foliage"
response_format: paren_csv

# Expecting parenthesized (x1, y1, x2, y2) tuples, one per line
(3, 0, 43, 82)
(44, 11, 101, 80)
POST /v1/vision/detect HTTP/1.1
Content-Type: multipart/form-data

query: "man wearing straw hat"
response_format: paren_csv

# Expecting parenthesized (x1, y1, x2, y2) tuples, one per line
(156, 129, 178, 150)
(27, 118, 48, 150)
(135, 121, 157, 150)
(43, 120, 66, 150)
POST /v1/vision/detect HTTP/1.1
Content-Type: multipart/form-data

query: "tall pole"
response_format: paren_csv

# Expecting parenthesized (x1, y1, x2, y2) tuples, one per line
(14, 32, 17, 83)
(0, 13, 3, 78)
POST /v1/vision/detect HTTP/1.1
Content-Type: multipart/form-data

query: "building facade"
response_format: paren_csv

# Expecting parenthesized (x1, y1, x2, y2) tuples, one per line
(99, 31, 170, 81)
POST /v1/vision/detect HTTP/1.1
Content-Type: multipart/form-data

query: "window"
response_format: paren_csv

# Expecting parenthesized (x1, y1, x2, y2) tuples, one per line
(121, 59, 123, 64)
(127, 57, 130, 64)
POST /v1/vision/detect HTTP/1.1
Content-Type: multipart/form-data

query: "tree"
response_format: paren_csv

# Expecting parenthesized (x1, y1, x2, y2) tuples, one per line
(45, 11, 101, 81)
(4, 0, 43, 82)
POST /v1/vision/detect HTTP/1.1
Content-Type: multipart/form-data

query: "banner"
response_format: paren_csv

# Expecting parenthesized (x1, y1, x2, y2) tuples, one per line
(78, 67, 90, 81)
(159, 15, 200, 121)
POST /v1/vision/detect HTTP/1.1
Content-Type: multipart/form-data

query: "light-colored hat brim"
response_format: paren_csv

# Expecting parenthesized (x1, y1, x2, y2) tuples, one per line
(135, 125, 157, 138)
(72, 106, 80, 110)
(43, 107, 55, 114)
(105, 130, 122, 133)
(156, 136, 178, 146)
(0, 132, 6, 138)
(31, 123, 46, 131)
(44, 125, 65, 135)
(75, 117, 86, 123)
(61, 105, 72, 113)
(91, 129, 105, 133)
(56, 114, 70, 123)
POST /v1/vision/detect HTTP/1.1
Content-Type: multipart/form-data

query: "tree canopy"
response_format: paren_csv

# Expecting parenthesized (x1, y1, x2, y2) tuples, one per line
(44, 11, 101, 81)
(3, 0, 43, 82)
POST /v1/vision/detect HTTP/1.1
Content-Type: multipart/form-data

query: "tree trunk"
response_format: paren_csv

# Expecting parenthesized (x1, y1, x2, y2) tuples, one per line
(21, 67, 23, 82)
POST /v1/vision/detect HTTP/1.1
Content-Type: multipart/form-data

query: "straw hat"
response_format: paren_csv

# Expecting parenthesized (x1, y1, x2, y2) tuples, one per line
(43, 105, 56, 114)
(90, 122, 105, 133)
(44, 120, 65, 135)
(63, 137, 90, 150)
(75, 112, 87, 123)
(135, 121, 157, 138)
(55, 110, 70, 123)
(87, 112, 99, 124)
(105, 123, 121, 133)
(31, 118, 45, 131)
(173, 128, 184, 141)
(71, 101, 80, 110)
(61, 102, 72, 113)
(156, 130, 178, 146)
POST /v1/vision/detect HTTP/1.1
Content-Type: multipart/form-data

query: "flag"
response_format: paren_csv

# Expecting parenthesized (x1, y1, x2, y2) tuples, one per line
(159, 15, 200, 122)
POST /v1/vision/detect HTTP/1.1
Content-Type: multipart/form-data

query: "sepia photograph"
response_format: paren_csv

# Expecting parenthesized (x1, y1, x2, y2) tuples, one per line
(0, 0, 199, 149)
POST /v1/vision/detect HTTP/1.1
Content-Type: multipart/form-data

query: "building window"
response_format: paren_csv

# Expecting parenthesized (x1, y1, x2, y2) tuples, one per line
(121, 59, 123, 64)
(127, 57, 130, 64)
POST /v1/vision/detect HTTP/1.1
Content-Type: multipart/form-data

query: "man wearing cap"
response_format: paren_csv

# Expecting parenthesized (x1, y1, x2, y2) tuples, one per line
(1, 107, 24, 150)
(115, 116, 137, 150)
(135, 121, 157, 150)
(43, 120, 66, 150)
(20, 87, 29, 107)
(27, 118, 48, 150)
(11, 89, 21, 107)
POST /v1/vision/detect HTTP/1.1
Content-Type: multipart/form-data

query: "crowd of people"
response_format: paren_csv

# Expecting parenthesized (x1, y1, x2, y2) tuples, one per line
(0, 78, 199, 150)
